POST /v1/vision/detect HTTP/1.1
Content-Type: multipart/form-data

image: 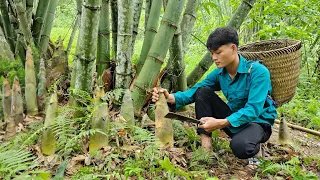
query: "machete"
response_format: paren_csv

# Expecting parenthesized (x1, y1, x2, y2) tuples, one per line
(165, 112, 203, 125)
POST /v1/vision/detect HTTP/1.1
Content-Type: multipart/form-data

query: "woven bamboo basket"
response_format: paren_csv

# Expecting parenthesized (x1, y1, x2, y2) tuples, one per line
(238, 39, 302, 106)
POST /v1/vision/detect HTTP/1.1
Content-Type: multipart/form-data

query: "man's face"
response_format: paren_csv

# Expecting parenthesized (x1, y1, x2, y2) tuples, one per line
(210, 44, 237, 68)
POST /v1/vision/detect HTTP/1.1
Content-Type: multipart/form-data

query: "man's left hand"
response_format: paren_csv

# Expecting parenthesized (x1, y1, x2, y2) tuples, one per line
(198, 117, 230, 132)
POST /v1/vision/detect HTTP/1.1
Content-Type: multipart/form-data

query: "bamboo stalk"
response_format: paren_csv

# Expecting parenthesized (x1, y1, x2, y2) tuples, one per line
(136, 0, 162, 74)
(110, 0, 118, 57)
(0, 0, 15, 52)
(144, 0, 152, 30)
(132, 0, 186, 116)
(275, 119, 320, 137)
(115, 0, 134, 88)
(67, 0, 82, 56)
(97, 0, 111, 76)
(0, 26, 14, 61)
(26, 0, 33, 26)
(130, 0, 143, 56)
(39, 0, 59, 56)
(32, 0, 51, 44)
(14, 0, 32, 44)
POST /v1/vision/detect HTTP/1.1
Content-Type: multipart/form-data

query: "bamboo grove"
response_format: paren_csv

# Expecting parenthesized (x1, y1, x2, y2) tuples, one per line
(2, 0, 318, 155)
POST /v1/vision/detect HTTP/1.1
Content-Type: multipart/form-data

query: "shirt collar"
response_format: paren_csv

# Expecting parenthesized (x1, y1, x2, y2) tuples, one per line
(217, 55, 248, 75)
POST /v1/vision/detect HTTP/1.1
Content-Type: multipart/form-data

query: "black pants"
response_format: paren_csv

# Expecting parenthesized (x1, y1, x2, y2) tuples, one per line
(195, 87, 272, 159)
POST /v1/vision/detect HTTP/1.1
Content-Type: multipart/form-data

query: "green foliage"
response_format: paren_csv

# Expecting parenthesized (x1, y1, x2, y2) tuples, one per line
(160, 157, 191, 180)
(260, 157, 318, 179)
(0, 58, 24, 88)
(0, 142, 37, 179)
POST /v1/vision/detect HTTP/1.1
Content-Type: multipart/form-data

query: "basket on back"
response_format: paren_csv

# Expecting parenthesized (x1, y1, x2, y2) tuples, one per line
(239, 39, 302, 107)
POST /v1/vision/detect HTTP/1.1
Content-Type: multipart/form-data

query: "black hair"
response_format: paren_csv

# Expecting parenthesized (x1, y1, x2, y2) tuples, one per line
(206, 27, 239, 51)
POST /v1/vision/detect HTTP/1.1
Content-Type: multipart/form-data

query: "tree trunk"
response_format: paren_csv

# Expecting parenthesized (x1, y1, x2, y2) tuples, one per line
(186, 0, 257, 87)
(97, 0, 111, 76)
(0, 27, 14, 60)
(25, 46, 38, 115)
(130, 0, 143, 56)
(0, 0, 15, 53)
(41, 90, 58, 155)
(136, 0, 162, 74)
(110, 0, 118, 57)
(132, 0, 186, 116)
(115, 0, 134, 88)
(39, 0, 58, 56)
(89, 85, 109, 152)
(32, 0, 50, 45)
(73, 0, 101, 93)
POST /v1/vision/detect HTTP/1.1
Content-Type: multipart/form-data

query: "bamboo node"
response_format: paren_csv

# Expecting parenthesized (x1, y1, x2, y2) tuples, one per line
(82, 3, 101, 11)
(161, 19, 179, 29)
(243, 0, 253, 8)
(148, 55, 164, 64)
(183, 12, 196, 19)
(76, 55, 96, 62)
(146, 28, 157, 33)
(134, 84, 152, 94)
(118, 33, 132, 36)
(115, 72, 132, 76)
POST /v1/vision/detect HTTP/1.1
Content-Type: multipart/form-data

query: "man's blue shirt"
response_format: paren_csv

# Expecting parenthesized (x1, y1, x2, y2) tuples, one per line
(173, 55, 277, 133)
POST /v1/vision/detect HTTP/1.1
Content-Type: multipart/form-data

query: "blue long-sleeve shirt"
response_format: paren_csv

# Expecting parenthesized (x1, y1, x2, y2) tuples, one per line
(173, 55, 277, 133)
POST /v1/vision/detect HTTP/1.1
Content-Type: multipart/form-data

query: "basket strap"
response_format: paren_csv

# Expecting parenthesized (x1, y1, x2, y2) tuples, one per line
(246, 62, 278, 108)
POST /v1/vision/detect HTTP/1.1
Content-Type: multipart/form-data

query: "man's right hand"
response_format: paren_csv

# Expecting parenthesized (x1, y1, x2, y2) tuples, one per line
(151, 87, 175, 104)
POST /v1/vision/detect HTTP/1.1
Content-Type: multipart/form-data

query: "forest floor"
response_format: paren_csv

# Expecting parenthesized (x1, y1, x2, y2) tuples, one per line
(1, 103, 319, 179)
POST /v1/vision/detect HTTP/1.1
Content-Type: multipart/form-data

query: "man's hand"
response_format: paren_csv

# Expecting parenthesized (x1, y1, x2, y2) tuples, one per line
(151, 87, 175, 104)
(198, 117, 230, 132)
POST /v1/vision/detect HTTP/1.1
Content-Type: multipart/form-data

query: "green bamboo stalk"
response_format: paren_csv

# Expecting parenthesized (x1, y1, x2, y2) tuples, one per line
(32, 0, 51, 44)
(72, 0, 102, 93)
(130, 0, 143, 56)
(144, 0, 152, 30)
(186, 0, 257, 87)
(67, 0, 82, 56)
(41, 90, 58, 155)
(115, 0, 134, 88)
(14, 0, 32, 44)
(0, 26, 14, 61)
(136, 0, 162, 74)
(97, 0, 111, 76)
(2, 78, 11, 123)
(37, 58, 46, 111)
(181, 0, 199, 50)
(39, 0, 58, 56)
(120, 89, 135, 130)
(25, 46, 38, 115)
(110, 0, 117, 56)
(89, 83, 109, 152)
(11, 76, 23, 125)
(69, 0, 82, 90)
(0, 0, 15, 52)
(132, 0, 186, 116)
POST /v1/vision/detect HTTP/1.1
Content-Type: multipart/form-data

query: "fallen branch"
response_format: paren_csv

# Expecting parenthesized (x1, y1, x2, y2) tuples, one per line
(275, 119, 320, 137)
